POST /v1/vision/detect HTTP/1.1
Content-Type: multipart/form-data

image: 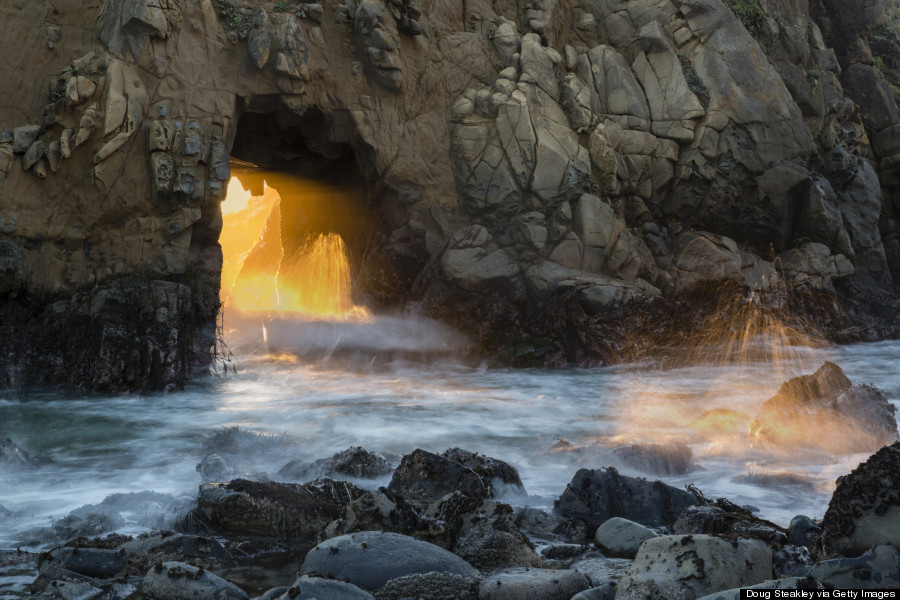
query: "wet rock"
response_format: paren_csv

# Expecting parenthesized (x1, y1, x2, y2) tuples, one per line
(327, 488, 446, 541)
(185, 479, 365, 546)
(0, 437, 35, 468)
(41, 547, 126, 578)
(616, 535, 773, 600)
(120, 533, 234, 566)
(52, 513, 125, 542)
(374, 571, 476, 600)
(672, 505, 725, 535)
(515, 507, 572, 542)
(441, 448, 525, 497)
(387, 449, 487, 510)
(299, 531, 477, 591)
(569, 556, 631, 587)
(478, 567, 590, 600)
(143, 561, 248, 600)
(540, 544, 588, 561)
(197, 453, 243, 482)
(609, 442, 693, 476)
(593, 517, 657, 558)
(810, 545, 900, 589)
(571, 587, 615, 600)
(429, 493, 541, 570)
(275, 575, 374, 600)
(774, 545, 816, 578)
(554, 467, 697, 533)
(30, 580, 104, 600)
(695, 576, 826, 600)
(258, 587, 289, 600)
(749, 362, 898, 454)
(788, 515, 821, 548)
(671, 499, 787, 543)
(819, 442, 900, 557)
(279, 446, 392, 480)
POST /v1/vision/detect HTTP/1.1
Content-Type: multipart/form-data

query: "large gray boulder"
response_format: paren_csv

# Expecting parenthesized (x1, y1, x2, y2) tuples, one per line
(554, 467, 697, 532)
(478, 567, 590, 600)
(820, 442, 900, 557)
(299, 531, 478, 591)
(274, 575, 374, 600)
(593, 517, 658, 558)
(810, 545, 900, 589)
(374, 571, 476, 600)
(143, 561, 248, 600)
(615, 535, 773, 600)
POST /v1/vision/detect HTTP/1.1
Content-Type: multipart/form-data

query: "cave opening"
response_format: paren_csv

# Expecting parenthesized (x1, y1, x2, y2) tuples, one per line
(220, 103, 377, 348)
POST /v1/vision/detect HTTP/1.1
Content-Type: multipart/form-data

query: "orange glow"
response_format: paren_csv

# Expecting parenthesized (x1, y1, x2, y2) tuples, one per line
(220, 174, 372, 323)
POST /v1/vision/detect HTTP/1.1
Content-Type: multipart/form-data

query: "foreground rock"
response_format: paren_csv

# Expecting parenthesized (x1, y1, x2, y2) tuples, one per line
(143, 561, 247, 600)
(387, 449, 488, 509)
(695, 577, 826, 600)
(183, 479, 365, 549)
(554, 467, 697, 533)
(278, 447, 393, 481)
(375, 572, 475, 600)
(749, 362, 898, 453)
(593, 517, 657, 558)
(615, 535, 773, 600)
(810, 545, 900, 589)
(819, 441, 900, 557)
(299, 531, 478, 591)
(273, 575, 374, 600)
(478, 567, 590, 600)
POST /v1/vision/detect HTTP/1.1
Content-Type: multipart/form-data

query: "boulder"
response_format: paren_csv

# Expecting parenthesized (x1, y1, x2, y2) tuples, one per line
(695, 577, 826, 600)
(328, 488, 446, 541)
(748, 362, 898, 454)
(672, 500, 787, 543)
(570, 556, 632, 587)
(186, 479, 365, 545)
(810, 545, 900, 589)
(608, 442, 693, 476)
(819, 442, 900, 557)
(593, 517, 658, 558)
(441, 448, 525, 497)
(478, 567, 590, 600)
(274, 575, 374, 600)
(388, 449, 487, 509)
(788, 515, 821, 548)
(40, 547, 126, 578)
(279, 447, 393, 481)
(120, 533, 233, 565)
(554, 467, 697, 533)
(299, 531, 477, 591)
(615, 535, 773, 600)
(142, 561, 247, 600)
(375, 571, 476, 600)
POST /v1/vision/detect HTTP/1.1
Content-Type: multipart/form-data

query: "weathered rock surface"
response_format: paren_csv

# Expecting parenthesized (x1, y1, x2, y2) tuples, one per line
(1, 0, 899, 389)
(387, 449, 488, 509)
(143, 561, 248, 600)
(478, 567, 590, 600)
(274, 575, 375, 600)
(299, 531, 478, 591)
(593, 517, 657, 558)
(819, 442, 900, 557)
(749, 362, 898, 454)
(615, 535, 773, 600)
(810, 545, 900, 589)
(374, 571, 476, 600)
(554, 467, 698, 533)
(278, 447, 393, 481)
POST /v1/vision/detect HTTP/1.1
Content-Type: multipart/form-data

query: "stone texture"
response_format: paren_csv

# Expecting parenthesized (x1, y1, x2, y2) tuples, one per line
(143, 561, 247, 600)
(478, 567, 590, 600)
(615, 535, 773, 600)
(593, 517, 658, 559)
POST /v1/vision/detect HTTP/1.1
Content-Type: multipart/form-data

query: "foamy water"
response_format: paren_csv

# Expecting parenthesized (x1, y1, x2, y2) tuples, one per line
(1, 327, 898, 598)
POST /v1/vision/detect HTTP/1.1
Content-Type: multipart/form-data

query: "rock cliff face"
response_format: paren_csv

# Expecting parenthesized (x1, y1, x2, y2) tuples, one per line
(0, 0, 898, 389)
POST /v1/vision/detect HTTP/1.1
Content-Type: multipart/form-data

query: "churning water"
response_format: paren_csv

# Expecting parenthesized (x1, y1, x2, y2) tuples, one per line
(1, 322, 898, 597)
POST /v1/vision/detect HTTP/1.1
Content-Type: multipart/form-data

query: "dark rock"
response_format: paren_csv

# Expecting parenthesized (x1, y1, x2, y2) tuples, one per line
(672, 505, 726, 534)
(0, 437, 35, 468)
(440, 448, 526, 497)
(788, 515, 821, 548)
(569, 556, 632, 587)
(52, 513, 125, 541)
(30, 580, 104, 600)
(30, 566, 94, 594)
(477, 567, 590, 600)
(276, 575, 374, 600)
(839, 63, 900, 131)
(609, 442, 694, 476)
(748, 361, 898, 453)
(428, 493, 541, 570)
(374, 571, 476, 600)
(327, 488, 446, 542)
(819, 442, 900, 557)
(387, 449, 487, 510)
(120, 533, 234, 565)
(185, 478, 365, 547)
(299, 531, 478, 591)
(810, 545, 900, 589)
(672, 499, 787, 543)
(774, 545, 816, 578)
(12, 125, 40, 154)
(514, 508, 571, 542)
(539, 544, 588, 560)
(593, 517, 657, 558)
(279, 446, 393, 481)
(41, 547, 126, 578)
(553, 467, 697, 533)
(143, 561, 248, 600)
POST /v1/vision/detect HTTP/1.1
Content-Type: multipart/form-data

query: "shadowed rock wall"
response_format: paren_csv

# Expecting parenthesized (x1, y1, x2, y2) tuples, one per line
(0, 0, 898, 389)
